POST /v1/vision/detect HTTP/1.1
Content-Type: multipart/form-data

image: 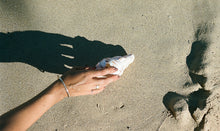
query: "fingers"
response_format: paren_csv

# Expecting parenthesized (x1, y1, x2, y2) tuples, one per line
(89, 67, 118, 77)
(104, 75, 120, 84)
(90, 75, 119, 94)
(94, 75, 120, 87)
(91, 86, 105, 95)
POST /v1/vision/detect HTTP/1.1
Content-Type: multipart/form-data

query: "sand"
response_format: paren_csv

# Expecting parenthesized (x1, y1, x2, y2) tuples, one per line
(0, 0, 220, 130)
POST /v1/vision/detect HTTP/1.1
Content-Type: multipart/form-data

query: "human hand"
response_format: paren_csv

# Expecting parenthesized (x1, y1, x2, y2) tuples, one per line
(59, 67, 120, 97)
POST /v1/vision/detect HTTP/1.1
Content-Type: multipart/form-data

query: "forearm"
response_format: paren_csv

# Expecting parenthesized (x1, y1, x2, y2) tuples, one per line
(0, 80, 66, 131)
(0, 67, 119, 131)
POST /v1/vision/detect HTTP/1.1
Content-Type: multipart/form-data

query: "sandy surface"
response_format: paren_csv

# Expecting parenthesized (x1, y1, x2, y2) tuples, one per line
(0, 0, 220, 130)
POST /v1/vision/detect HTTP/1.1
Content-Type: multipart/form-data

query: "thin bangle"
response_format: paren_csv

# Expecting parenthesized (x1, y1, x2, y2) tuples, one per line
(59, 77, 70, 97)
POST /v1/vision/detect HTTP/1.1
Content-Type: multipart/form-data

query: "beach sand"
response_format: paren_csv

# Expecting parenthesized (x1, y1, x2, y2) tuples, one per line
(0, 0, 220, 130)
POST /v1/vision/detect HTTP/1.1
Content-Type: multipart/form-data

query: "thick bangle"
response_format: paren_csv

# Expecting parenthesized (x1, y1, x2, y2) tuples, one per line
(59, 77, 70, 97)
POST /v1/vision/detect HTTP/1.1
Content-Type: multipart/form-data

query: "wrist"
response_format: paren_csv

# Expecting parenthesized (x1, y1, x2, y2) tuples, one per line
(48, 80, 68, 102)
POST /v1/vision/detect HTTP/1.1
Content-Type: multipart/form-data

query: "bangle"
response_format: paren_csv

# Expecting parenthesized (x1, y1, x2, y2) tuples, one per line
(59, 77, 70, 97)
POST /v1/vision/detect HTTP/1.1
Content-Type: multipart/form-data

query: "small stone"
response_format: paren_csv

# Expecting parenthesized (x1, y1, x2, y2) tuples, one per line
(119, 104, 125, 109)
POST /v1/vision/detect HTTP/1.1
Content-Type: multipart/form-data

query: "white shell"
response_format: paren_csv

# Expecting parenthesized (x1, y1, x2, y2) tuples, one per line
(96, 54, 135, 76)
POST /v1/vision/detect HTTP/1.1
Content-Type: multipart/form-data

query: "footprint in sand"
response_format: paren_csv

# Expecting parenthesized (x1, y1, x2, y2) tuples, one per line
(186, 23, 211, 89)
(160, 20, 217, 130)
(159, 92, 196, 131)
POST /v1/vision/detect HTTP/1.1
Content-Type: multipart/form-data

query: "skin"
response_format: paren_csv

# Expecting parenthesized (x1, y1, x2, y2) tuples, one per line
(0, 67, 119, 131)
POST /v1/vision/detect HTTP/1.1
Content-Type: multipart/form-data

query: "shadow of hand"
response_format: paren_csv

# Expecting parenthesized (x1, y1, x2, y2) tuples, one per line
(0, 31, 127, 74)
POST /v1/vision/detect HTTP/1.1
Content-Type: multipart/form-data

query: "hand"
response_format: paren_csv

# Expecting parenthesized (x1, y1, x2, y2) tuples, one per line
(60, 67, 120, 97)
